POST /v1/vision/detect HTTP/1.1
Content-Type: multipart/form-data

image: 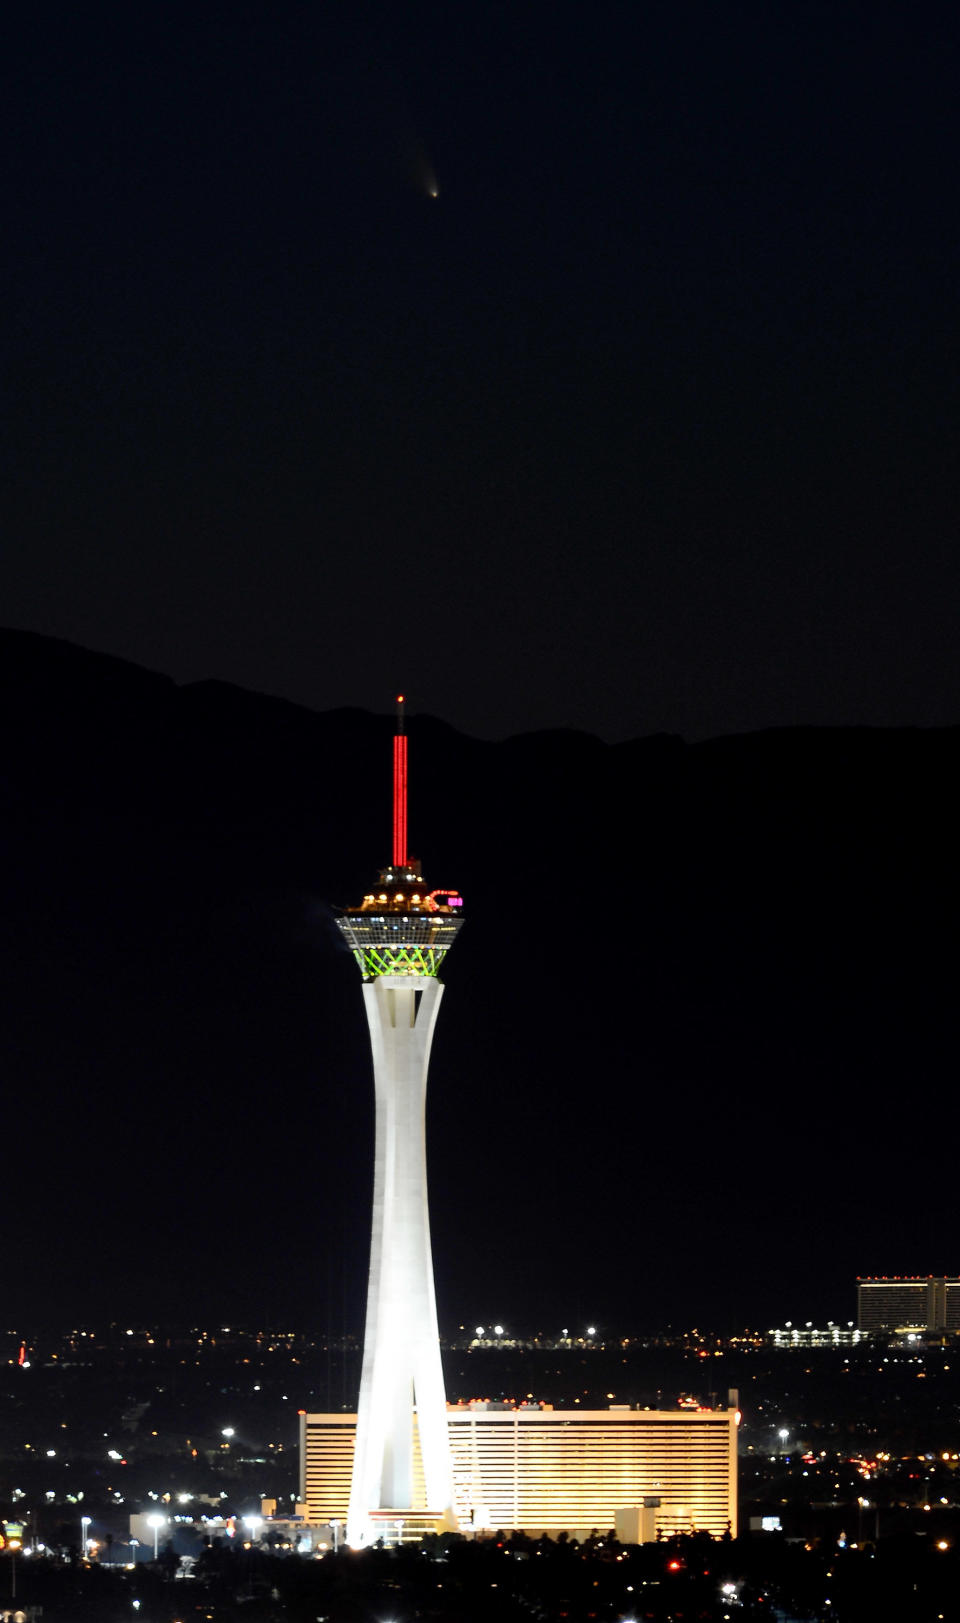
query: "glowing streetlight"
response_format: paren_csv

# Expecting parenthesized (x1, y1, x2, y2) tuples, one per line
(147, 1512, 165, 1560)
(80, 1515, 92, 1558)
(243, 1515, 262, 1544)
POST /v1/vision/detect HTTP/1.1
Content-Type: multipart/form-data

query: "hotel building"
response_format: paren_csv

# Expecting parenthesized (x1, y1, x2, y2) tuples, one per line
(857, 1276, 960, 1333)
(299, 1401, 738, 1542)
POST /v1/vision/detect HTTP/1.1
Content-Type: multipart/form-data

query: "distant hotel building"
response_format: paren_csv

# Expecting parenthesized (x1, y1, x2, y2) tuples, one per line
(857, 1276, 960, 1333)
(299, 1402, 738, 1542)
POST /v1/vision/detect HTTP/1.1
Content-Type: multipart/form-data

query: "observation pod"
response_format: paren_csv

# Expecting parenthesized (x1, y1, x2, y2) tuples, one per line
(337, 698, 464, 1546)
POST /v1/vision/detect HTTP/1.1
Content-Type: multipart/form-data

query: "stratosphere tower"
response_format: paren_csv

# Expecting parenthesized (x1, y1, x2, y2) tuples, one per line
(337, 697, 463, 1546)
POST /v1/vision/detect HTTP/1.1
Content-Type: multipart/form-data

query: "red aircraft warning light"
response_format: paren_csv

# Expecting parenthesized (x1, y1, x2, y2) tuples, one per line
(393, 694, 408, 868)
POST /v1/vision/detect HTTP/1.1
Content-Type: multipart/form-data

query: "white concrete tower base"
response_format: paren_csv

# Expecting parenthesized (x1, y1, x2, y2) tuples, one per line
(347, 974, 455, 1546)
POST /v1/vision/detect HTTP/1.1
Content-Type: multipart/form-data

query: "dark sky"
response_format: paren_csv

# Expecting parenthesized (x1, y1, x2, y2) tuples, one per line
(3, 0, 959, 741)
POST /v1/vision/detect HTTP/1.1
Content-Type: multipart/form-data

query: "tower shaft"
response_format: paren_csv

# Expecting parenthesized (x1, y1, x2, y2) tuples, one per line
(346, 976, 454, 1543)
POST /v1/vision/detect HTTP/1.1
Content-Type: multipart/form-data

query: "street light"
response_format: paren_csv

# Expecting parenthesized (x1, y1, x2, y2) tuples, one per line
(243, 1515, 262, 1545)
(129, 1537, 139, 1567)
(147, 1513, 165, 1560)
(778, 1428, 790, 1454)
(80, 1515, 92, 1558)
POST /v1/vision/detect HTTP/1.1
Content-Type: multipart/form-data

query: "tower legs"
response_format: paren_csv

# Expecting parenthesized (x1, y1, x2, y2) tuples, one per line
(347, 976, 455, 1544)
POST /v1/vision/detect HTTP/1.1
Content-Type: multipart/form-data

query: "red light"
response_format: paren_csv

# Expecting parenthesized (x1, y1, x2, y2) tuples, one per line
(393, 733, 408, 867)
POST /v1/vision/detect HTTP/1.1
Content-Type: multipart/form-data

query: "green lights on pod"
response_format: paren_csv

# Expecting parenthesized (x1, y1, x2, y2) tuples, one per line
(352, 946, 450, 980)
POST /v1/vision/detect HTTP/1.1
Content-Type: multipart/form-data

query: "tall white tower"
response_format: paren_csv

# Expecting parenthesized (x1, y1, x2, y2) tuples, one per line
(338, 697, 464, 1547)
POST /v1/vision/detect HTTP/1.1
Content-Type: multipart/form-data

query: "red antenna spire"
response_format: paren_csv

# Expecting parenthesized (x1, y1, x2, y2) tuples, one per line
(392, 694, 408, 867)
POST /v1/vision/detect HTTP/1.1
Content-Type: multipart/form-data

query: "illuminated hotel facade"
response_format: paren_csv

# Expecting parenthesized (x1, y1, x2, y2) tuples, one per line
(336, 699, 464, 1546)
(300, 1403, 738, 1541)
(857, 1276, 960, 1333)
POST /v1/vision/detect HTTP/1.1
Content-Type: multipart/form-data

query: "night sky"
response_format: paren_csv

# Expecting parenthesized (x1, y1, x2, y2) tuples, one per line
(4, 1, 959, 742)
(1, 5, 959, 1344)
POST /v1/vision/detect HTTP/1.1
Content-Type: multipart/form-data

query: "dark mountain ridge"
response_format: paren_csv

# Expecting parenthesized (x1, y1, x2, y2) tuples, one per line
(1, 627, 956, 1334)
